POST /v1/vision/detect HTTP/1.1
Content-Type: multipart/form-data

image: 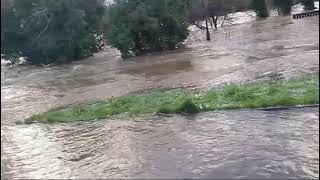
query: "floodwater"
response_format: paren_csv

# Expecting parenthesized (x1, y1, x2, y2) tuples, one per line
(2, 108, 319, 179)
(1, 8, 319, 179)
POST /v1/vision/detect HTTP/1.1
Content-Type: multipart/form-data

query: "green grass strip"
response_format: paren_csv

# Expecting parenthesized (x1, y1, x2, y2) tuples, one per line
(22, 73, 319, 124)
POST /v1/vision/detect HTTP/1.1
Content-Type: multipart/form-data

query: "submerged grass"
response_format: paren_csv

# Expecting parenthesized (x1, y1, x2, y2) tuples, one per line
(23, 74, 319, 124)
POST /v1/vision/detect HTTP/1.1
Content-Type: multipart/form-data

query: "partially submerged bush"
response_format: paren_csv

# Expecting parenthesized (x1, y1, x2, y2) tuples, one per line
(176, 99, 201, 114)
(158, 98, 200, 114)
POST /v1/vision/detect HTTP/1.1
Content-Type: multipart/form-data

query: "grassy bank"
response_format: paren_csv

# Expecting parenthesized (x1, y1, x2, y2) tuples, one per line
(23, 74, 319, 124)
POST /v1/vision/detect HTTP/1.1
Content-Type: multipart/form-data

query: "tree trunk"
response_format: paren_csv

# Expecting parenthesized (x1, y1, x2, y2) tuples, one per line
(206, 19, 210, 41)
(212, 16, 218, 29)
(134, 38, 143, 55)
(221, 15, 227, 27)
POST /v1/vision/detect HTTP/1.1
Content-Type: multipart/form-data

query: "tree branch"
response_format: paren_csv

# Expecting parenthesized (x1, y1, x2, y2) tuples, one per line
(32, 13, 52, 45)
(192, 22, 206, 30)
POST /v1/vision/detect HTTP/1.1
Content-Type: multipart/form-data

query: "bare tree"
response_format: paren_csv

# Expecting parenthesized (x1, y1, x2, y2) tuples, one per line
(187, 0, 235, 40)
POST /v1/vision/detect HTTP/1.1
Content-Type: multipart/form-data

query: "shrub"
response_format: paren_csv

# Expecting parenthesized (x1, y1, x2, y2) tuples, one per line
(104, 0, 191, 58)
(1, 0, 106, 65)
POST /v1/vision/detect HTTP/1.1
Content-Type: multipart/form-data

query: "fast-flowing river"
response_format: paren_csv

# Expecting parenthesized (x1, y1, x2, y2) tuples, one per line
(1, 8, 319, 179)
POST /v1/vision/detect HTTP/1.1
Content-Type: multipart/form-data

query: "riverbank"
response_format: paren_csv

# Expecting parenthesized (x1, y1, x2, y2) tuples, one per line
(22, 73, 319, 124)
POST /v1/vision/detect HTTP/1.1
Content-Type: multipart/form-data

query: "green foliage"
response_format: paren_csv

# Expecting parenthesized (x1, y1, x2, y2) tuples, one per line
(300, 0, 315, 10)
(22, 74, 319, 124)
(176, 99, 201, 114)
(273, 0, 293, 15)
(158, 98, 200, 114)
(104, 0, 191, 58)
(251, 0, 270, 18)
(1, 0, 106, 64)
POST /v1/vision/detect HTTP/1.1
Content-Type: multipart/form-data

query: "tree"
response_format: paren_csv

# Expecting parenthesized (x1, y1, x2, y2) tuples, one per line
(300, 0, 315, 10)
(1, 0, 106, 65)
(187, 0, 251, 41)
(273, 0, 293, 15)
(104, 0, 192, 58)
(251, 0, 269, 18)
(1, 0, 21, 63)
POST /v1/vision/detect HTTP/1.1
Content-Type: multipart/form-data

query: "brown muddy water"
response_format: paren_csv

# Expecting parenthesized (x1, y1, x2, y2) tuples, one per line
(1, 9, 319, 179)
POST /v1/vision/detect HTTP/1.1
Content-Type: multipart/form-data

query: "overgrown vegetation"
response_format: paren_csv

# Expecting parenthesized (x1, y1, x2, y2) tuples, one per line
(22, 74, 319, 124)
(300, 0, 316, 10)
(2, 0, 317, 63)
(273, 0, 293, 15)
(1, 0, 106, 65)
(251, 0, 270, 18)
(104, 0, 193, 58)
